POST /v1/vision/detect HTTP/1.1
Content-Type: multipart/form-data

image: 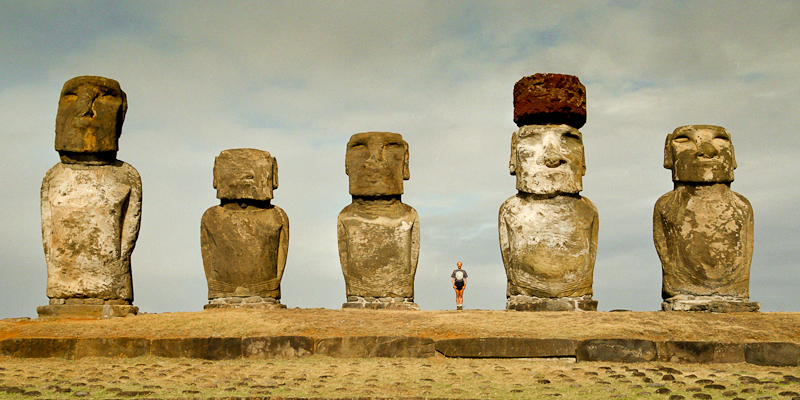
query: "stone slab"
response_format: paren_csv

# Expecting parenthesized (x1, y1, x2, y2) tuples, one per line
(204, 303, 287, 310)
(316, 336, 435, 358)
(74, 337, 150, 358)
(37, 304, 138, 319)
(243, 336, 314, 359)
(745, 342, 800, 367)
(435, 338, 575, 358)
(576, 339, 658, 362)
(151, 337, 242, 360)
(657, 341, 745, 364)
(342, 302, 421, 310)
(506, 297, 597, 312)
(0, 338, 77, 359)
(661, 299, 760, 312)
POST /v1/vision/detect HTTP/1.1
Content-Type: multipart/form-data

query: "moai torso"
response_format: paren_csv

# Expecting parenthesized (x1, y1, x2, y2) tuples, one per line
(202, 204, 288, 299)
(41, 161, 141, 300)
(500, 194, 597, 297)
(200, 149, 288, 302)
(40, 76, 140, 303)
(338, 200, 419, 298)
(500, 74, 598, 301)
(655, 125, 754, 300)
(338, 132, 420, 303)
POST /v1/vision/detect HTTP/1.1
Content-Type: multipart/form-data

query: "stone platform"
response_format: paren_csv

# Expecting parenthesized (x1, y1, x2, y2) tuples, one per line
(662, 295, 760, 312)
(204, 296, 287, 310)
(36, 304, 138, 319)
(342, 296, 420, 310)
(506, 295, 597, 311)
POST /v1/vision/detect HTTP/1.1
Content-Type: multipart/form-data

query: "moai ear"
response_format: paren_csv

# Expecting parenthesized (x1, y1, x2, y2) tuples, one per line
(509, 129, 518, 175)
(212, 156, 220, 189)
(403, 141, 410, 180)
(663, 133, 674, 170)
(271, 156, 279, 190)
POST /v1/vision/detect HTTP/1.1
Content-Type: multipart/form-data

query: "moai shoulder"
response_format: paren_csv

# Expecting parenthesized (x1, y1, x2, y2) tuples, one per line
(38, 76, 141, 319)
(655, 125, 757, 312)
(201, 148, 288, 309)
(338, 132, 420, 310)
(500, 73, 599, 312)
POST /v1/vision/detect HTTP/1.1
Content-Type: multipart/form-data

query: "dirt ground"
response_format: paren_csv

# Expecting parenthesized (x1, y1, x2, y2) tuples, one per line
(1, 309, 799, 343)
(1, 355, 799, 399)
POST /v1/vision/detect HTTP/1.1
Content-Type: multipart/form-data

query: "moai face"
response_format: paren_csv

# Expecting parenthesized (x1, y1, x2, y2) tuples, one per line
(213, 149, 278, 201)
(510, 124, 585, 195)
(346, 132, 409, 197)
(55, 76, 127, 153)
(665, 125, 736, 183)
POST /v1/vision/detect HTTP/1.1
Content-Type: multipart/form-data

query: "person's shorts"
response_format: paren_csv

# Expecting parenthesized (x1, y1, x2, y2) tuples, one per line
(455, 281, 465, 290)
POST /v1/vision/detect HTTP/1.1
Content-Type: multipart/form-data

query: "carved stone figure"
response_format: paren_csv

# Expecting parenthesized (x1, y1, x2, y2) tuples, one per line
(38, 76, 141, 319)
(338, 132, 420, 310)
(201, 149, 288, 309)
(500, 73, 599, 311)
(654, 125, 758, 312)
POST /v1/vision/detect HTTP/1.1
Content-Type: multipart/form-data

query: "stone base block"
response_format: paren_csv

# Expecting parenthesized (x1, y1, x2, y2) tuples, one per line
(506, 295, 597, 311)
(204, 296, 286, 310)
(662, 296, 760, 312)
(342, 299, 420, 310)
(37, 304, 138, 319)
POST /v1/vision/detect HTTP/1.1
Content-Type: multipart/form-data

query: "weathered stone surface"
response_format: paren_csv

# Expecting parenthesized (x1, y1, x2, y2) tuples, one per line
(74, 337, 150, 358)
(501, 104, 598, 308)
(513, 73, 586, 128)
(243, 336, 314, 359)
(37, 304, 138, 319)
(151, 337, 242, 360)
(577, 339, 658, 362)
(201, 149, 289, 303)
(316, 336, 435, 358)
(655, 125, 755, 307)
(204, 296, 287, 310)
(341, 301, 420, 310)
(41, 76, 140, 311)
(435, 338, 575, 358)
(506, 295, 597, 311)
(0, 338, 77, 358)
(338, 132, 420, 302)
(661, 295, 760, 312)
(657, 341, 745, 364)
(745, 342, 800, 367)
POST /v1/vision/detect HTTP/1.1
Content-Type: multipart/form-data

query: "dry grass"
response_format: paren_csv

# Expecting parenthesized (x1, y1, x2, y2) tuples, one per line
(2, 309, 800, 343)
(1, 355, 799, 399)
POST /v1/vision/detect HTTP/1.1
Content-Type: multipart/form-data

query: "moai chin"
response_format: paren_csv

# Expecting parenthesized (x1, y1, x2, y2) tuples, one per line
(499, 73, 599, 312)
(201, 149, 289, 309)
(338, 132, 421, 310)
(654, 125, 758, 312)
(38, 76, 141, 319)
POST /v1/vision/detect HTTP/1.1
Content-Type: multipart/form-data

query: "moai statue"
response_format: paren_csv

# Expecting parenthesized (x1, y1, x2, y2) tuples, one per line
(38, 76, 141, 319)
(654, 125, 758, 312)
(201, 149, 289, 309)
(499, 73, 599, 312)
(338, 132, 420, 310)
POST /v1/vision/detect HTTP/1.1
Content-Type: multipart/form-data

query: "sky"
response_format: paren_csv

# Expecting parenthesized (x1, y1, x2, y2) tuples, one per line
(1, 1, 799, 318)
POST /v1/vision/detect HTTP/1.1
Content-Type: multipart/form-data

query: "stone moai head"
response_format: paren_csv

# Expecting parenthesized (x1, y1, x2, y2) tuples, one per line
(664, 125, 736, 183)
(213, 149, 278, 201)
(346, 132, 409, 197)
(510, 73, 586, 195)
(55, 76, 127, 156)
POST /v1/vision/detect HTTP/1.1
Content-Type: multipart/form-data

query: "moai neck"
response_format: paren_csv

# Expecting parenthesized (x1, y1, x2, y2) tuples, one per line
(517, 191, 581, 202)
(220, 199, 272, 210)
(351, 195, 404, 214)
(674, 182, 731, 199)
(59, 151, 117, 166)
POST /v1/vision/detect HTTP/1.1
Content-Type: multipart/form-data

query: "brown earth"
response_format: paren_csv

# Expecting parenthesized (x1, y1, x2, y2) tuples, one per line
(2, 309, 799, 343)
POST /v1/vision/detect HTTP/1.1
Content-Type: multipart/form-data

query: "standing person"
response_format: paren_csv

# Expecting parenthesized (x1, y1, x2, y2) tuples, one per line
(451, 262, 468, 310)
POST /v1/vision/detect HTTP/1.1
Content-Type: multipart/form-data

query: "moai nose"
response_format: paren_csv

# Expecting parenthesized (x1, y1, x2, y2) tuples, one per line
(541, 145, 567, 168)
(75, 89, 96, 118)
(698, 142, 718, 158)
